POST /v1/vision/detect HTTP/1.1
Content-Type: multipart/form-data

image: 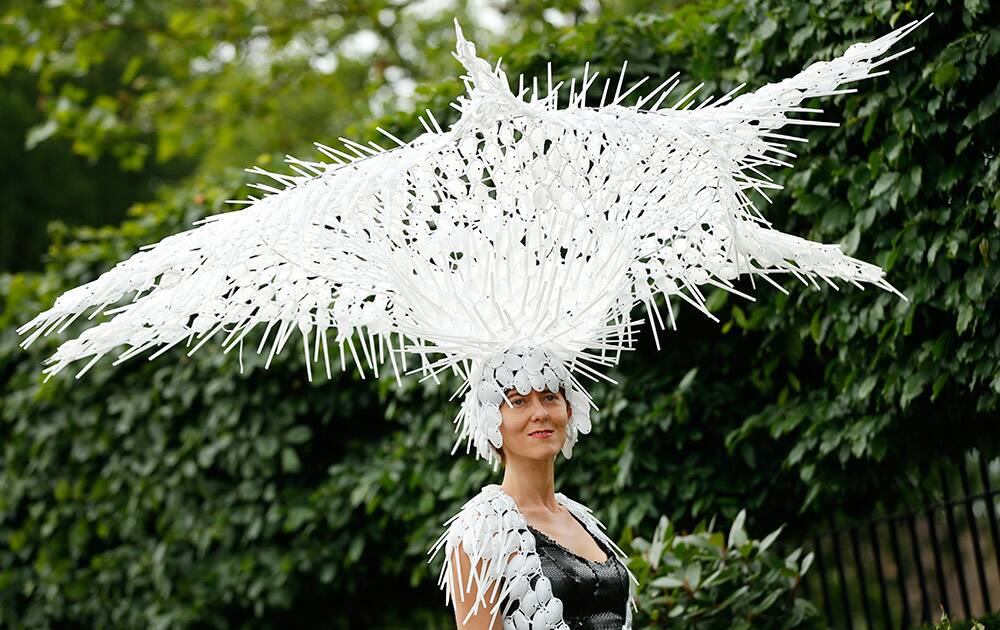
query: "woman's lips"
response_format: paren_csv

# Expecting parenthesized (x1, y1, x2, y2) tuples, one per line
(528, 429, 554, 439)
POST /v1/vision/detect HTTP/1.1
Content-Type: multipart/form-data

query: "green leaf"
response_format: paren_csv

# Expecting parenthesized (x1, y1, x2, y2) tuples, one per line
(731, 305, 749, 329)
(677, 367, 698, 392)
(652, 575, 685, 589)
(284, 506, 316, 531)
(758, 524, 784, 552)
(121, 56, 143, 84)
(956, 304, 974, 334)
(25, 120, 58, 150)
(754, 18, 778, 40)
(285, 425, 312, 444)
(53, 478, 71, 502)
(684, 562, 702, 590)
(932, 64, 960, 88)
(346, 536, 365, 564)
(901, 372, 928, 408)
(800, 551, 815, 575)
(281, 447, 302, 473)
(871, 172, 897, 197)
(256, 436, 280, 458)
(728, 510, 747, 549)
(856, 375, 878, 401)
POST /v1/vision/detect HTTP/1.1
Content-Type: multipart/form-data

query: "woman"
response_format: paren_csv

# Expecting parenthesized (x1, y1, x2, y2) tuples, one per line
(430, 347, 637, 630)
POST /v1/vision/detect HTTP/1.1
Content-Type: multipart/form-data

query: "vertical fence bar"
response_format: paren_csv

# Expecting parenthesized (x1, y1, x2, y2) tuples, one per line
(905, 512, 931, 623)
(793, 451, 1000, 628)
(977, 452, 1000, 582)
(958, 458, 992, 613)
(923, 491, 952, 615)
(830, 515, 854, 630)
(940, 468, 973, 618)
(868, 521, 893, 628)
(887, 515, 912, 628)
(849, 525, 874, 628)
(815, 535, 835, 626)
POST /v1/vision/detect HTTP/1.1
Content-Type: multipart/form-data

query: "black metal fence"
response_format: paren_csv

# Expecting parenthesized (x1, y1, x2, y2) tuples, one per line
(791, 451, 1000, 629)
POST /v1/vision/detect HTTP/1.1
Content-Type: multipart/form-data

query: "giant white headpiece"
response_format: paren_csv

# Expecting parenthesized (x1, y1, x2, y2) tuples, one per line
(19, 18, 925, 467)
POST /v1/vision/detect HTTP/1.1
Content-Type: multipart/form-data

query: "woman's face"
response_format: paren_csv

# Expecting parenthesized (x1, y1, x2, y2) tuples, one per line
(498, 388, 572, 462)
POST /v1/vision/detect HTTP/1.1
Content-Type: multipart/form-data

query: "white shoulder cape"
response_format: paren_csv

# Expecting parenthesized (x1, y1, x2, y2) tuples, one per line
(429, 484, 638, 629)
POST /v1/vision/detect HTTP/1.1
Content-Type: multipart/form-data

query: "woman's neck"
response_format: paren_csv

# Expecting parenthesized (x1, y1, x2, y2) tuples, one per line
(500, 455, 560, 512)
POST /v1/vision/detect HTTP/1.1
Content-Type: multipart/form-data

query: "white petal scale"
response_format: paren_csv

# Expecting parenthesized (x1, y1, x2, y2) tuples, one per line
(19, 17, 925, 461)
(428, 485, 639, 628)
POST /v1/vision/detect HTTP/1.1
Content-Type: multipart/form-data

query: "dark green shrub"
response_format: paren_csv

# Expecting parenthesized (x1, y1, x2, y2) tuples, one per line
(630, 510, 820, 629)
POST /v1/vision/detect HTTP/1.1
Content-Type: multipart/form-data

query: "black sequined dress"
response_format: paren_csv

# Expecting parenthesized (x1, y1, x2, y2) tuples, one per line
(524, 512, 629, 630)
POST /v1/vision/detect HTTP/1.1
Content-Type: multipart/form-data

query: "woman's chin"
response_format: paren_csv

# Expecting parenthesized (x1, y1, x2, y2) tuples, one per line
(520, 439, 565, 460)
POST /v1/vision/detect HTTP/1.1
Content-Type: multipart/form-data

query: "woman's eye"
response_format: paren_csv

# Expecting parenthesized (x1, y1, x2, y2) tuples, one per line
(512, 399, 524, 406)
(545, 394, 557, 401)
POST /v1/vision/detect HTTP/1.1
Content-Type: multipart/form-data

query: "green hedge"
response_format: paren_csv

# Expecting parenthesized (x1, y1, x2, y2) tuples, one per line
(1, 0, 997, 626)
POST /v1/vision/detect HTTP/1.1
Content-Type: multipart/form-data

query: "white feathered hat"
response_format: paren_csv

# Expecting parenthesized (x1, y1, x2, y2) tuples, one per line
(19, 18, 925, 465)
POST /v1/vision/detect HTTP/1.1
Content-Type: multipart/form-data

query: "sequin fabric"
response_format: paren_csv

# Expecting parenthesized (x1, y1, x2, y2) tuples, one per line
(525, 515, 629, 630)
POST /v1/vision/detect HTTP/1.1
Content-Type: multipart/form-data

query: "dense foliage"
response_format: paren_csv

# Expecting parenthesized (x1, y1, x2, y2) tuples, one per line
(920, 610, 1000, 630)
(0, 0, 550, 271)
(1, 0, 997, 626)
(630, 510, 819, 628)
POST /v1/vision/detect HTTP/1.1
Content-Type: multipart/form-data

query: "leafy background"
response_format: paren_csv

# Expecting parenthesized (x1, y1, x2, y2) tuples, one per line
(1, 0, 997, 626)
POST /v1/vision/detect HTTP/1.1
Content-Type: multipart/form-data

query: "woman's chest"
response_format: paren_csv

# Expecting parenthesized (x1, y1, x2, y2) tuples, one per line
(520, 510, 608, 563)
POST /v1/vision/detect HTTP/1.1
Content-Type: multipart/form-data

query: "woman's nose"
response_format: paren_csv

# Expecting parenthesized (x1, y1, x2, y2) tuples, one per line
(528, 397, 549, 419)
